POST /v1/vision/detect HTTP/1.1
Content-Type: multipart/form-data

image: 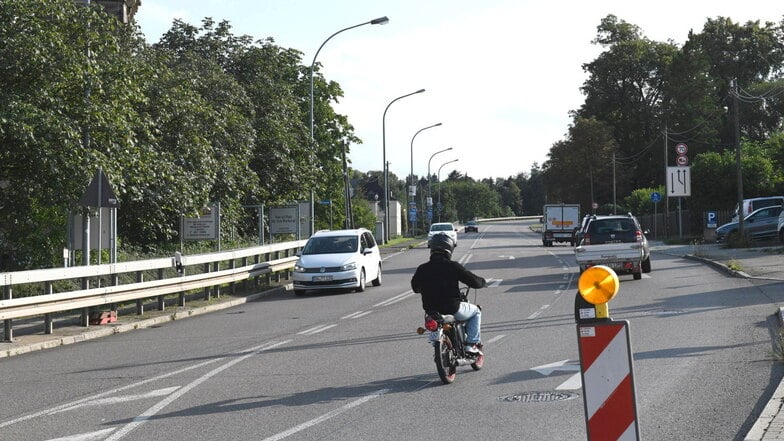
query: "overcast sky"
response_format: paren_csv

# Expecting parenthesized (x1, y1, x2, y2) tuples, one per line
(135, 1, 782, 182)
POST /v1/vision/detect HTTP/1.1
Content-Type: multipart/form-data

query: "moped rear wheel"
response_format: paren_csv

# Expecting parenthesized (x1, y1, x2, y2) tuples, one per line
(434, 337, 457, 384)
(471, 353, 484, 370)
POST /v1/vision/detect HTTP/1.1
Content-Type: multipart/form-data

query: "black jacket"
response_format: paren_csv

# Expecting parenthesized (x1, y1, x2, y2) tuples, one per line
(411, 253, 486, 314)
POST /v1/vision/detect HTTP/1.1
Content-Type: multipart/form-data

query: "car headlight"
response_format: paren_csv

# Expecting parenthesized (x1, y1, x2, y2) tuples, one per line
(340, 262, 357, 271)
(294, 263, 306, 273)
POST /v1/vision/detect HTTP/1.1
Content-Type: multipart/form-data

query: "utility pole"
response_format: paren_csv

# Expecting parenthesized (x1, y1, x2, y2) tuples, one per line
(733, 79, 745, 236)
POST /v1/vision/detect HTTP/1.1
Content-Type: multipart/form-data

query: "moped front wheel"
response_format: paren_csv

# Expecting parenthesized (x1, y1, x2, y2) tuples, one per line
(434, 337, 457, 384)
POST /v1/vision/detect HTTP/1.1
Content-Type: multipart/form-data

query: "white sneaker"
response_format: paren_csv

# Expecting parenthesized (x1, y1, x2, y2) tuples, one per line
(464, 344, 482, 355)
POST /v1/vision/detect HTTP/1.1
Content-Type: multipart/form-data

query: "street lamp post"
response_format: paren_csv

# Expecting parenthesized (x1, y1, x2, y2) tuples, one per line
(308, 16, 389, 232)
(382, 88, 425, 243)
(437, 159, 458, 222)
(427, 147, 452, 226)
(408, 122, 442, 236)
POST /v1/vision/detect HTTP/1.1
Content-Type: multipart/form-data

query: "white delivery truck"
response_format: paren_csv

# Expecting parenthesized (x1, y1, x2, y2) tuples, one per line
(542, 204, 580, 247)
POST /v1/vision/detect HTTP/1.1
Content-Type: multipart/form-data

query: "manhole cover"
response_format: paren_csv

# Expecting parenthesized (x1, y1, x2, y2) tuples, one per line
(498, 391, 579, 403)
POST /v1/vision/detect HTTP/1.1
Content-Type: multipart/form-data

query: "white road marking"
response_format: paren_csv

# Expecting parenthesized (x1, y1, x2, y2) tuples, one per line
(46, 428, 116, 441)
(486, 335, 505, 344)
(487, 278, 502, 288)
(556, 373, 583, 390)
(527, 305, 551, 320)
(297, 324, 337, 335)
(260, 389, 390, 441)
(105, 340, 290, 441)
(531, 359, 580, 376)
(0, 358, 225, 429)
(341, 310, 373, 319)
(375, 290, 415, 307)
(49, 387, 181, 414)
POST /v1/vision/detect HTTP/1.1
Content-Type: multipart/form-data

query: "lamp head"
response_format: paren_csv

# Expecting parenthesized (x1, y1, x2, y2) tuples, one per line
(371, 16, 390, 25)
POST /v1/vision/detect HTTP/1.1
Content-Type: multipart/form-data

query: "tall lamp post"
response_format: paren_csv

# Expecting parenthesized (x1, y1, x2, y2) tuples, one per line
(408, 122, 442, 236)
(382, 88, 425, 243)
(309, 16, 389, 232)
(437, 159, 458, 222)
(427, 147, 452, 226)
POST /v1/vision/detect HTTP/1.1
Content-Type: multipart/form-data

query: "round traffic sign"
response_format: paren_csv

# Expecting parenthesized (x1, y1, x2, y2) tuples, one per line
(578, 265, 619, 305)
(675, 143, 688, 155)
(651, 192, 661, 203)
(676, 155, 689, 166)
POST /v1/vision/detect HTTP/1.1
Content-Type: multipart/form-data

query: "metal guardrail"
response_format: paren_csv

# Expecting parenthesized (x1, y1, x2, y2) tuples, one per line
(476, 216, 541, 223)
(1, 240, 307, 341)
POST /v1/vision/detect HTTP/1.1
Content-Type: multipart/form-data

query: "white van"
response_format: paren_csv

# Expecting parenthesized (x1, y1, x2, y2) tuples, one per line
(732, 196, 784, 222)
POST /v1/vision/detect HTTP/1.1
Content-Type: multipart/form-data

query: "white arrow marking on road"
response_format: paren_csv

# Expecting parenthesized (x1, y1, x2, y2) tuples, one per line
(498, 255, 516, 260)
(49, 387, 181, 414)
(486, 278, 502, 288)
(531, 359, 581, 376)
(531, 359, 583, 390)
(556, 374, 583, 391)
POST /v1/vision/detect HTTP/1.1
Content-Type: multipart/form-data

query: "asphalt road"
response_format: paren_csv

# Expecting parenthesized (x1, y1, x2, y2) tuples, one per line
(1, 220, 783, 440)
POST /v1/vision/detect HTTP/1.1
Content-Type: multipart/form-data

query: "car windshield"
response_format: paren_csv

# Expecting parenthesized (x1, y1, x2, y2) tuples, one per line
(431, 224, 452, 232)
(302, 236, 358, 255)
(588, 219, 636, 235)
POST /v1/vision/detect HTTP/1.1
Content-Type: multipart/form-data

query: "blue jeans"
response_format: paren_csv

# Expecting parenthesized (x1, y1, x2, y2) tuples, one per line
(453, 302, 481, 344)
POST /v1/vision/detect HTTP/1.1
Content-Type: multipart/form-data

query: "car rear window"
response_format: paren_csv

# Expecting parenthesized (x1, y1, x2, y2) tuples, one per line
(586, 219, 638, 242)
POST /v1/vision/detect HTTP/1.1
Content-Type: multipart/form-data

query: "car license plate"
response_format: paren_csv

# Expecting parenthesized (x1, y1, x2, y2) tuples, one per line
(312, 275, 333, 282)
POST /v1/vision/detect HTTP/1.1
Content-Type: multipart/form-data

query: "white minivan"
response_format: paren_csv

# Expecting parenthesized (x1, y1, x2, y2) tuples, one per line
(732, 196, 784, 222)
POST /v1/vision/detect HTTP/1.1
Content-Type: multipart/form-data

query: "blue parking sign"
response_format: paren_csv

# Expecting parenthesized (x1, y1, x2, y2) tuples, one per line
(706, 211, 718, 228)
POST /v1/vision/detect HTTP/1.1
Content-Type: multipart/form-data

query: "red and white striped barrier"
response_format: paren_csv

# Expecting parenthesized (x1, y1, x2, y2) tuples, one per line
(577, 320, 640, 440)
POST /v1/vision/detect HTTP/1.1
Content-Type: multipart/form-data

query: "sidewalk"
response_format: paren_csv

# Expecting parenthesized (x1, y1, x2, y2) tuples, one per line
(651, 241, 784, 440)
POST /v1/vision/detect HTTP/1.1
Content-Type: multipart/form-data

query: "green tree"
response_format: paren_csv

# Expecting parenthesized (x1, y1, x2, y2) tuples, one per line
(623, 186, 665, 215)
(578, 15, 678, 191)
(542, 117, 616, 212)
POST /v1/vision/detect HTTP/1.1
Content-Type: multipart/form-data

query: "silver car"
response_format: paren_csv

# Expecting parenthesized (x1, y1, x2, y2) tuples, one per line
(716, 205, 782, 242)
(427, 222, 458, 248)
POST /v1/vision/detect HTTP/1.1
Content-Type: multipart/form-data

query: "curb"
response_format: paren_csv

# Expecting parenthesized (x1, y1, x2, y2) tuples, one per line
(683, 254, 753, 279)
(744, 308, 784, 440)
(1, 285, 288, 359)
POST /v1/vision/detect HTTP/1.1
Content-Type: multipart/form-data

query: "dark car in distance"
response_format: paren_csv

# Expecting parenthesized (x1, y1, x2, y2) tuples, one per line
(465, 220, 478, 233)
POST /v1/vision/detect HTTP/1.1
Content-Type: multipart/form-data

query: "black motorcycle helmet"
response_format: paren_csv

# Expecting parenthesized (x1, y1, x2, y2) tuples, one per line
(429, 234, 454, 258)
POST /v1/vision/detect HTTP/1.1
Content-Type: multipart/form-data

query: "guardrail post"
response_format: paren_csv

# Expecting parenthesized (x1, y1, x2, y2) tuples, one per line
(231, 260, 237, 294)
(135, 271, 144, 315)
(44, 281, 53, 334)
(157, 268, 165, 311)
(3, 285, 12, 342)
(274, 250, 281, 283)
(284, 249, 291, 280)
(80, 277, 89, 327)
(213, 262, 221, 298)
(203, 263, 211, 300)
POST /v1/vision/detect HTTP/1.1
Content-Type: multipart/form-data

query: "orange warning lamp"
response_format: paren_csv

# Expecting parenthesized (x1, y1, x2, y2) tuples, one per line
(578, 266, 619, 319)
